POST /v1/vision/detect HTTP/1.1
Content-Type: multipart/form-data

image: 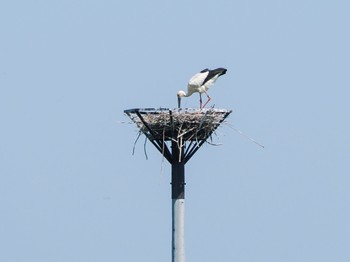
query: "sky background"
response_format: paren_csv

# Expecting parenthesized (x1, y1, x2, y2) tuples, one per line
(1, 0, 350, 261)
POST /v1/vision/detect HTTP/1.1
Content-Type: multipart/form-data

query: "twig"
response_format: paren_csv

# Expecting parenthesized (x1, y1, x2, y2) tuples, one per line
(160, 128, 166, 176)
(132, 131, 142, 156)
(226, 123, 265, 148)
(178, 136, 183, 163)
(206, 141, 223, 146)
(116, 121, 133, 124)
(143, 136, 149, 160)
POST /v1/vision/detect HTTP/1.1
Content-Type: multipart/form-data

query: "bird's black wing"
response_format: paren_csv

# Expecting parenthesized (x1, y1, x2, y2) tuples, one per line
(200, 68, 209, 73)
(202, 68, 227, 85)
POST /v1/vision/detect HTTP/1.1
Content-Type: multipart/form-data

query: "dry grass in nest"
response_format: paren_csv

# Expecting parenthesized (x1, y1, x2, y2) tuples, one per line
(124, 108, 232, 142)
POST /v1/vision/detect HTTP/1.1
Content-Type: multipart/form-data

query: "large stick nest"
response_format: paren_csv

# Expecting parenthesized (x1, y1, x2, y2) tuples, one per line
(124, 108, 232, 142)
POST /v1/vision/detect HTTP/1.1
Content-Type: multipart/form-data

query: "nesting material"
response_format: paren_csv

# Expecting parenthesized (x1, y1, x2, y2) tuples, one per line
(124, 108, 232, 142)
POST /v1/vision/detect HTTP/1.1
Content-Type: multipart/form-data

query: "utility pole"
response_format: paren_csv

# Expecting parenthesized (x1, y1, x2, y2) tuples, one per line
(124, 108, 231, 262)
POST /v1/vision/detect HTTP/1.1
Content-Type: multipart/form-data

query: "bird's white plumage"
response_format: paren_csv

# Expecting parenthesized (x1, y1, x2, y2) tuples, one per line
(177, 68, 227, 109)
(189, 74, 219, 92)
(188, 72, 208, 90)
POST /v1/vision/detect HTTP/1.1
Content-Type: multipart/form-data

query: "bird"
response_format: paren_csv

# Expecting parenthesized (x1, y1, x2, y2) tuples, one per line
(177, 67, 227, 109)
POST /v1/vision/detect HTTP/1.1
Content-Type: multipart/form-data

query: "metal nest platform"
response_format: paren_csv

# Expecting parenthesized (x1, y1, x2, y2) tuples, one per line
(124, 108, 232, 163)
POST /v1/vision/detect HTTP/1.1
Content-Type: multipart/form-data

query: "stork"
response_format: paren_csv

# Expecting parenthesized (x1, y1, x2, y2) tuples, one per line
(177, 67, 227, 109)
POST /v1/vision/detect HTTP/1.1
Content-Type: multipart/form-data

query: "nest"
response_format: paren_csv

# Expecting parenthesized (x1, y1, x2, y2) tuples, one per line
(124, 108, 232, 163)
(124, 108, 232, 141)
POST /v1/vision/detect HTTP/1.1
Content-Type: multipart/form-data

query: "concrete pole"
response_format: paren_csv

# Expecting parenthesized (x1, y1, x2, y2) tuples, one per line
(172, 198, 185, 262)
(171, 142, 185, 262)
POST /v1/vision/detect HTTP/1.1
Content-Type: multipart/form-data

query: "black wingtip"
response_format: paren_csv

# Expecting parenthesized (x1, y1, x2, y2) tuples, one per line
(216, 67, 227, 75)
(200, 67, 227, 75)
(207, 67, 227, 77)
(201, 67, 227, 85)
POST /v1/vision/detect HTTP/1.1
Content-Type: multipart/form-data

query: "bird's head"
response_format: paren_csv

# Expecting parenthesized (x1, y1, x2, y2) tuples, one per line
(177, 90, 186, 108)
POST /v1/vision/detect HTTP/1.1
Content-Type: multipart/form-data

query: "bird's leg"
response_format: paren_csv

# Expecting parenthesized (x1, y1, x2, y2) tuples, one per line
(199, 93, 203, 109)
(201, 90, 211, 109)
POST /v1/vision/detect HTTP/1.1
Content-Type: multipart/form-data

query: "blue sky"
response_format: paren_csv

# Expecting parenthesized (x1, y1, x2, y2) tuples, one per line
(1, 0, 349, 261)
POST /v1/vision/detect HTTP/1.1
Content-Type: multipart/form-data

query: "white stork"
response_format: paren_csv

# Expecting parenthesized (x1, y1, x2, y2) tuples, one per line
(177, 68, 227, 109)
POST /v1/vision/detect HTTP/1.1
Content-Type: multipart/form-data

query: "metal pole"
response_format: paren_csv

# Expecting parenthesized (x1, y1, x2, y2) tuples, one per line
(171, 142, 185, 262)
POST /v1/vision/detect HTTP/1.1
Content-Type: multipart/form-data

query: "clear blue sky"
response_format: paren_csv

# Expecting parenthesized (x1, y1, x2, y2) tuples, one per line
(1, 0, 349, 261)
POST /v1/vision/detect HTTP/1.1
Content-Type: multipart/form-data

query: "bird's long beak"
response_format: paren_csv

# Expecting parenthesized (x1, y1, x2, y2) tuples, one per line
(177, 96, 181, 109)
